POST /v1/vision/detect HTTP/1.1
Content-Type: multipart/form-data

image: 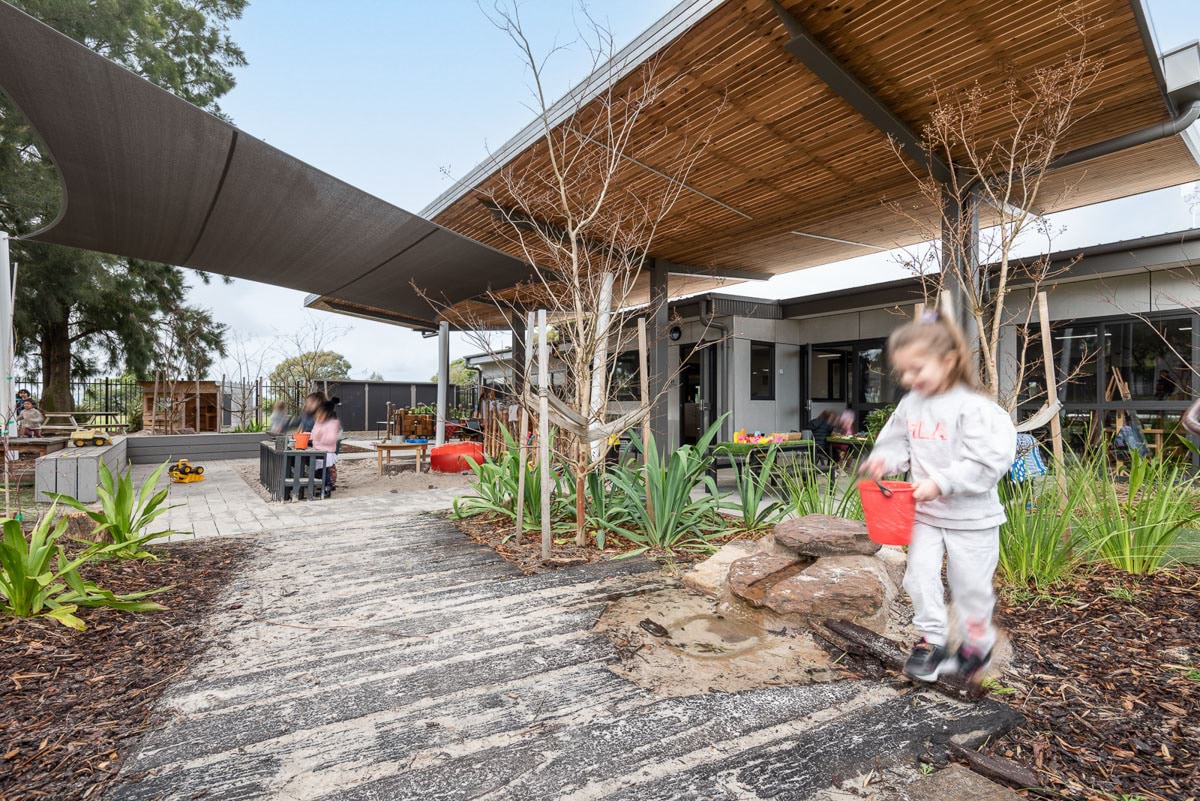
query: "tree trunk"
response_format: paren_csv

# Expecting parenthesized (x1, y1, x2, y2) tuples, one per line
(41, 321, 73, 412)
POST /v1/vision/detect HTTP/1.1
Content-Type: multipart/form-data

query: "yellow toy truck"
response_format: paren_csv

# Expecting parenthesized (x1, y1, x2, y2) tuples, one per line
(168, 459, 205, 483)
(70, 429, 111, 447)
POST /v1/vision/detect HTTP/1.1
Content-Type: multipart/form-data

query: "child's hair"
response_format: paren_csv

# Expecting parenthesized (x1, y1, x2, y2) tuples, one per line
(273, 400, 288, 412)
(887, 305, 979, 390)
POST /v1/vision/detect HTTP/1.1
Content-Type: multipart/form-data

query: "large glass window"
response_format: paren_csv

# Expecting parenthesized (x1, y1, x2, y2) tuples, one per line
(811, 347, 848, 401)
(750, 341, 775, 400)
(611, 351, 640, 401)
(1105, 317, 1192, 401)
(1019, 323, 1098, 404)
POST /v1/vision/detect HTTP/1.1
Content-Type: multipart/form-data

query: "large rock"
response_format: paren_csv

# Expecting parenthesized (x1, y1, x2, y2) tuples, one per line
(681, 540, 761, 597)
(773, 514, 880, 557)
(727, 553, 807, 606)
(762, 555, 892, 632)
(875, 544, 908, 589)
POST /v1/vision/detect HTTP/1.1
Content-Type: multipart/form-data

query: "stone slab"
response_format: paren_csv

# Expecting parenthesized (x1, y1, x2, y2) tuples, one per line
(774, 514, 880, 557)
(888, 765, 1023, 801)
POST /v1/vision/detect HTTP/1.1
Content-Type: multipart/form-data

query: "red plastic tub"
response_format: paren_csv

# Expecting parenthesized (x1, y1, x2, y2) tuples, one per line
(857, 480, 916, 546)
(291, 432, 311, 450)
(430, 442, 484, 473)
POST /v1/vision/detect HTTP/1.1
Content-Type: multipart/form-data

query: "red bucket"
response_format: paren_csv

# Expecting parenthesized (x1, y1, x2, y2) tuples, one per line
(291, 432, 311, 450)
(857, 480, 916, 546)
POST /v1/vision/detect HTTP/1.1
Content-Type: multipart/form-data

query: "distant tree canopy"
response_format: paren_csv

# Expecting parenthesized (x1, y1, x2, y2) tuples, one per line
(431, 358, 477, 386)
(1, 0, 248, 410)
(269, 351, 352, 391)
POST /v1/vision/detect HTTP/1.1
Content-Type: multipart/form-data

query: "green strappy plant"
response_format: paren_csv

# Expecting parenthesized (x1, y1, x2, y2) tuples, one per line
(48, 461, 176, 559)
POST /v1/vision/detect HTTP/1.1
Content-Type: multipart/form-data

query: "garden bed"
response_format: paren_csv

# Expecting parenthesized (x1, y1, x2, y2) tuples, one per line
(0, 539, 250, 801)
(985, 565, 1199, 801)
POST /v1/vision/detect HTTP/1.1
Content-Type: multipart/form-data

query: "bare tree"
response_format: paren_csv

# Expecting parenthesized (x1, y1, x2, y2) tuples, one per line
(221, 331, 274, 428)
(432, 3, 722, 545)
(889, 7, 1102, 410)
(270, 313, 352, 395)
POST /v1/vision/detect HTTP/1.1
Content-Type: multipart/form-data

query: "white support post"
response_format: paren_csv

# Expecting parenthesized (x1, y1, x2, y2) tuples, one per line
(515, 311, 533, 537)
(589, 272, 614, 460)
(436, 320, 449, 446)
(537, 310, 551, 561)
(1, 232, 12, 519)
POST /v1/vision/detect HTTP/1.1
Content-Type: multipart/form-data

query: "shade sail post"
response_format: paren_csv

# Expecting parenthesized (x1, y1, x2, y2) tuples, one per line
(435, 321, 449, 446)
(0, 232, 11, 431)
(648, 259, 669, 453)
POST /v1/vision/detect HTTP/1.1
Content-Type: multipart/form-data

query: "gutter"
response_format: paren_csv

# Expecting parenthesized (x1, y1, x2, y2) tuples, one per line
(1051, 99, 1200, 171)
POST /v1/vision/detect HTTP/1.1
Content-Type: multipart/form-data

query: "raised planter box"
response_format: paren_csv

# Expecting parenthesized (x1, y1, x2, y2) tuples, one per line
(35, 437, 129, 503)
(126, 432, 268, 464)
(1, 437, 68, 485)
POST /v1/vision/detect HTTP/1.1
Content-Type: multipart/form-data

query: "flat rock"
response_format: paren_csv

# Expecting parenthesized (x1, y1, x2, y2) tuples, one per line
(763, 555, 891, 632)
(888, 764, 1023, 801)
(727, 553, 807, 606)
(875, 544, 908, 588)
(681, 539, 760, 597)
(774, 514, 880, 557)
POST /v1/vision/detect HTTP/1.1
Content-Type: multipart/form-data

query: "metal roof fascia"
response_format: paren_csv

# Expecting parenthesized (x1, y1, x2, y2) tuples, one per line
(419, 0, 727, 219)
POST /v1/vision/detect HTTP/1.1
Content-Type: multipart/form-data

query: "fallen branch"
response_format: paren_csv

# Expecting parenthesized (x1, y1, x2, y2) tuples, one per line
(949, 742, 1041, 790)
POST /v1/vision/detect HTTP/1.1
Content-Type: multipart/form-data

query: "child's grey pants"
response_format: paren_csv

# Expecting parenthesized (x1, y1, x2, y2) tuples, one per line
(903, 522, 999, 652)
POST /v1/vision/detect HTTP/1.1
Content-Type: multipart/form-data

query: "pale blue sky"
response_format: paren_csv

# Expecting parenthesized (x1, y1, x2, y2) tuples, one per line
(191, 0, 1200, 381)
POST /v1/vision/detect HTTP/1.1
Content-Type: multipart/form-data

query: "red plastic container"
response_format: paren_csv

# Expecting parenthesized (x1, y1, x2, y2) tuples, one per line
(291, 432, 311, 450)
(430, 442, 484, 473)
(857, 480, 917, 546)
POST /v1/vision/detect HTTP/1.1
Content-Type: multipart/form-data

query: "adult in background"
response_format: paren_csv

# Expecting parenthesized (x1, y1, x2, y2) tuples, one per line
(296, 391, 326, 433)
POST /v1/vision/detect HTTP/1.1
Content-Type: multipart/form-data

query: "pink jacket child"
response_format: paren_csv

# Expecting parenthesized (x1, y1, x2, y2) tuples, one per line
(309, 401, 341, 490)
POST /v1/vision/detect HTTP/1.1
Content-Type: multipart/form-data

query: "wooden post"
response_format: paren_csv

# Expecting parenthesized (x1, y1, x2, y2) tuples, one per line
(195, 378, 201, 432)
(537, 310, 551, 561)
(913, 302, 925, 320)
(637, 318, 654, 528)
(515, 311, 533, 538)
(1037, 292, 1068, 515)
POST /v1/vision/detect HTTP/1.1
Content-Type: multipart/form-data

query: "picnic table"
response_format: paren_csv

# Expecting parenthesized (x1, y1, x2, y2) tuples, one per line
(75, 411, 130, 433)
(707, 439, 817, 490)
(375, 441, 430, 476)
(259, 441, 330, 501)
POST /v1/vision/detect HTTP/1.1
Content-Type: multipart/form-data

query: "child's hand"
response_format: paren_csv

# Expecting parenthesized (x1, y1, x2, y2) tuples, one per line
(860, 457, 887, 480)
(912, 479, 942, 502)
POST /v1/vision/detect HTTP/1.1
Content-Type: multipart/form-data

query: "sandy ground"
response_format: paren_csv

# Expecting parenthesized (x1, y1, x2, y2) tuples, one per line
(234, 456, 471, 502)
(595, 586, 845, 697)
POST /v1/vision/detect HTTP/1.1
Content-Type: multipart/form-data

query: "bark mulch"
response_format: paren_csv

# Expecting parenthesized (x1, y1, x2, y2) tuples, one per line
(988, 566, 1200, 801)
(0, 539, 250, 801)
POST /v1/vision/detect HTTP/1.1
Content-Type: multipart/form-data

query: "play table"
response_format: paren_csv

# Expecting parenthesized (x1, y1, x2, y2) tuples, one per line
(375, 441, 430, 476)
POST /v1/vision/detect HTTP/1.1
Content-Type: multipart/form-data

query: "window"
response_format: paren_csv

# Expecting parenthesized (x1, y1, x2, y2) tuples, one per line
(611, 351, 640, 401)
(1105, 317, 1191, 401)
(857, 346, 895, 404)
(1019, 323, 1098, 404)
(811, 347, 848, 401)
(750, 342, 775, 400)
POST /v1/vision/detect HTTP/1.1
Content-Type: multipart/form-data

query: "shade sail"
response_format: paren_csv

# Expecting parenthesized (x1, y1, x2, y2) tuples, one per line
(0, 1, 533, 329)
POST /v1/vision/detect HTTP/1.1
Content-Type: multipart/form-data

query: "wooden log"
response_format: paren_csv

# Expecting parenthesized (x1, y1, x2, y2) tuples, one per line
(948, 742, 1040, 791)
(821, 619, 984, 701)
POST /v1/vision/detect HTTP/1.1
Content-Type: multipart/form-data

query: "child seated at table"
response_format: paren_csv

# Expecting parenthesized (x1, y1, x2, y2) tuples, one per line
(310, 398, 342, 491)
(17, 399, 44, 437)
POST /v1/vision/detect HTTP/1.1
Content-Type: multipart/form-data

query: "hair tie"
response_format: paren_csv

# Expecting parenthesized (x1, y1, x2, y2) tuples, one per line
(920, 310, 939, 323)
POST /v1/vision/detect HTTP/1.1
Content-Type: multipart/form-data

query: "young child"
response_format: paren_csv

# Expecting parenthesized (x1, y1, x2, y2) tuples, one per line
(16, 399, 44, 437)
(267, 400, 290, 435)
(310, 398, 341, 491)
(862, 309, 1017, 684)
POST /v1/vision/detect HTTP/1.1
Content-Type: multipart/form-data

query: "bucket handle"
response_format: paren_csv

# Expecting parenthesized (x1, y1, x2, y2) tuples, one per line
(857, 467, 894, 498)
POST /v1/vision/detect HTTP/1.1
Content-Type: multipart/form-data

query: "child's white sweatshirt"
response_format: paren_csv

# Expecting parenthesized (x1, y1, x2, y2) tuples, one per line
(869, 384, 1017, 530)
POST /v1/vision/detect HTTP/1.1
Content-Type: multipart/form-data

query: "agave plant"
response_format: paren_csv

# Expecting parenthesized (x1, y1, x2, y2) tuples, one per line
(0, 508, 169, 630)
(720, 443, 786, 532)
(453, 427, 571, 531)
(48, 461, 176, 559)
(598, 418, 725, 556)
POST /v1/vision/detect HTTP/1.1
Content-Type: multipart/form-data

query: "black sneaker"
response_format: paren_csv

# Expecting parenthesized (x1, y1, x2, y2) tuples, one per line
(904, 638, 950, 682)
(955, 646, 993, 684)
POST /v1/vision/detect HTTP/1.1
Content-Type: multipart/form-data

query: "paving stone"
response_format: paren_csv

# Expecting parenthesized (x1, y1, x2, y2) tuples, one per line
(888, 765, 1023, 801)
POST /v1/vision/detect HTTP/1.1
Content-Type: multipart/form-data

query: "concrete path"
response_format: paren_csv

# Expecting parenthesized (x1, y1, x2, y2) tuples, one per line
(110, 510, 1020, 801)
(132, 460, 465, 540)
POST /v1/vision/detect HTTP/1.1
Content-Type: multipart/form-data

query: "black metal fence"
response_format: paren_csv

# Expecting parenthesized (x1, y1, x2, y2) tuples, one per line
(14, 377, 143, 418)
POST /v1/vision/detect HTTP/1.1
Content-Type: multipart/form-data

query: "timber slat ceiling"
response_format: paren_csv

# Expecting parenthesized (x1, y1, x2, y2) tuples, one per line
(431, 0, 1200, 306)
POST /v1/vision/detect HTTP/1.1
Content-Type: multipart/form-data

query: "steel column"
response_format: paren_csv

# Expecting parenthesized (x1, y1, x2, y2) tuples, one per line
(648, 260, 669, 450)
(436, 321, 449, 446)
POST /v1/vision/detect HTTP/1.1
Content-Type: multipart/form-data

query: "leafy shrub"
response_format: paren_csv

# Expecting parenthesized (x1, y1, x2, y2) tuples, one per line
(48, 462, 176, 560)
(453, 428, 570, 530)
(1078, 451, 1200, 574)
(0, 508, 168, 629)
(597, 420, 724, 556)
(720, 443, 786, 532)
(998, 473, 1083, 588)
(865, 405, 895, 441)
